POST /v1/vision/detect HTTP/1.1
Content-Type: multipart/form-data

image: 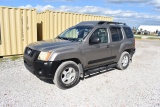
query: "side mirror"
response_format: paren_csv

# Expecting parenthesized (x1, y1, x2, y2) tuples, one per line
(90, 37, 100, 44)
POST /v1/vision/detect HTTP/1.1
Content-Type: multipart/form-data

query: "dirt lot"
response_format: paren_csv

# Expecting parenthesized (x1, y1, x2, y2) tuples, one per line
(0, 40, 160, 107)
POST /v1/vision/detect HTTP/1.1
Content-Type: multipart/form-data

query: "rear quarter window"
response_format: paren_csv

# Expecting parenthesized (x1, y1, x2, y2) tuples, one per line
(123, 27, 134, 39)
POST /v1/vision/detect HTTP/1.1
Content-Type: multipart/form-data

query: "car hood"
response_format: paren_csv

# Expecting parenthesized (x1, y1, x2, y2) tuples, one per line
(28, 39, 80, 52)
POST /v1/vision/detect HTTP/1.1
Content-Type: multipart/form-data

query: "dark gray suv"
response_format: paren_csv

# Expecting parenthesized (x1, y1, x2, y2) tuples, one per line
(24, 21, 135, 89)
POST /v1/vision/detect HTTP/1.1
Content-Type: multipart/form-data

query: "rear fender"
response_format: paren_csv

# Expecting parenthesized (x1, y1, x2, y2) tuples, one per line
(117, 41, 132, 60)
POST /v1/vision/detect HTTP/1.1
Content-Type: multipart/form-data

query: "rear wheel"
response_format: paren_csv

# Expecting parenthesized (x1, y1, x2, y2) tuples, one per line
(53, 61, 80, 89)
(117, 51, 130, 70)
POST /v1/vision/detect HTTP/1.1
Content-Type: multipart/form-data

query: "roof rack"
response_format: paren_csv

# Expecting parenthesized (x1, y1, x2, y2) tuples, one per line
(106, 21, 126, 25)
(98, 21, 126, 25)
(77, 21, 126, 26)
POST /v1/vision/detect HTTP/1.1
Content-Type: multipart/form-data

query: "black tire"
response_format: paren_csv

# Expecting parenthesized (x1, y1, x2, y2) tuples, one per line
(117, 51, 130, 70)
(53, 61, 80, 89)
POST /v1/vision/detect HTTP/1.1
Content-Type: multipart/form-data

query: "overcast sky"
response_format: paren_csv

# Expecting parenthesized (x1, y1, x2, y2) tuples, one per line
(1, 0, 160, 28)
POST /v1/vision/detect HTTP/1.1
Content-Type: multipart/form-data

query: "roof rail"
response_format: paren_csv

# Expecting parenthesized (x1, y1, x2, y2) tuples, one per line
(106, 21, 126, 25)
(98, 21, 126, 25)
(76, 21, 126, 26)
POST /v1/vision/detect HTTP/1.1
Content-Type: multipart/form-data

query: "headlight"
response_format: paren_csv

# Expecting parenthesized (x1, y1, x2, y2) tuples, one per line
(38, 52, 51, 61)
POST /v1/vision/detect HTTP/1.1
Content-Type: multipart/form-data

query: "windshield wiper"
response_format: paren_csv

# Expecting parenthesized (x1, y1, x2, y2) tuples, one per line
(68, 38, 80, 42)
(57, 36, 79, 42)
(57, 36, 68, 40)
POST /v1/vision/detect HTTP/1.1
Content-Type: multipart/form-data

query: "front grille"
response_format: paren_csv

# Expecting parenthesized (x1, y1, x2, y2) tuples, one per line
(25, 47, 36, 57)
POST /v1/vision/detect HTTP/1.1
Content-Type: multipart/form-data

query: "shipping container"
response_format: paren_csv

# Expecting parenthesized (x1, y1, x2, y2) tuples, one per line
(0, 7, 113, 57)
(37, 10, 113, 40)
(0, 6, 37, 56)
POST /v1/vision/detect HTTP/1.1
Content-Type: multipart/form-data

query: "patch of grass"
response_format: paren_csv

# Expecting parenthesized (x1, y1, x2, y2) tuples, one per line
(10, 56, 20, 61)
(0, 58, 4, 62)
(135, 34, 157, 36)
(147, 37, 160, 40)
(135, 36, 142, 39)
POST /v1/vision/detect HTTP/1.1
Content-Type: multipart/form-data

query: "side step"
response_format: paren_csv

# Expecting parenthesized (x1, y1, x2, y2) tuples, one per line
(84, 63, 117, 77)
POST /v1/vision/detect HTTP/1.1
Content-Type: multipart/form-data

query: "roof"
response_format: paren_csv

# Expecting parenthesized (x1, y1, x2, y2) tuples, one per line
(138, 25, 160, 32)
(76, 21, 127, 27)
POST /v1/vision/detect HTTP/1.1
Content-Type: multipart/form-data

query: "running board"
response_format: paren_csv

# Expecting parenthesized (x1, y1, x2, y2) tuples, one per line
(84, 63, 117, 77)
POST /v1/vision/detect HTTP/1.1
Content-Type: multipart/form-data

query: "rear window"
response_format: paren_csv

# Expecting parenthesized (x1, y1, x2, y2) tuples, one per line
(110, 27, 123, 42)
(123, 27, 134, 38)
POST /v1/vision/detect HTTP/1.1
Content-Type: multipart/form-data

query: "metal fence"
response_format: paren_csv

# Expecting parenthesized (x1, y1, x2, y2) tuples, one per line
(0, 7, 113, 56)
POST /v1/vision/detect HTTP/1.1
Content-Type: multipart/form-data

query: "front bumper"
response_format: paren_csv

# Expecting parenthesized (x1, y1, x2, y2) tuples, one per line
(24, 47, 60, 79)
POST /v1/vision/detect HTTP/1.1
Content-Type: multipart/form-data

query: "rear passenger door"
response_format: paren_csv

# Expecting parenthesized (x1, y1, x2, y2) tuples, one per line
(109, 26, 124, 61)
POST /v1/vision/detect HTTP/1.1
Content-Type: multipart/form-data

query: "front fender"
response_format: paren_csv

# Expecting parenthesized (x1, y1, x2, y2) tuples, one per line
(49, 49, 87, 66)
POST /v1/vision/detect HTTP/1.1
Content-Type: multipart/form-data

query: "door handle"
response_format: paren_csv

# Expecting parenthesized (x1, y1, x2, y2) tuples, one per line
(106, 45, 110, 48)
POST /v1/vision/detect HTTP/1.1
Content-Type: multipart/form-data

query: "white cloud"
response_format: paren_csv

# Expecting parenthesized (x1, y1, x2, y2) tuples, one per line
(20, 0, 160, 12)
(43, 0, 75, 2)
(52, 5, 158, 19)
(149, 0, 160, 9)
(107, 0, 160, 11)
(36, 5, 55, 12)
(20, 5, 55, 12)
(19, 5, 160, 27)
(107, 0, 149, 3)
(19, 5, 34, 9)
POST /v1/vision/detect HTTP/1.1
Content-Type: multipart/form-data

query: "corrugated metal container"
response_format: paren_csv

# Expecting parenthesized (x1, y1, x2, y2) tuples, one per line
(0, 6, 37, 56)
(37, 10, 113, 40)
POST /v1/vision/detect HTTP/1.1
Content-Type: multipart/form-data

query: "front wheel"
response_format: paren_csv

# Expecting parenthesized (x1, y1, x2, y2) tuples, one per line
(53, 61, 80, 89)
(117, 51, 130, 70)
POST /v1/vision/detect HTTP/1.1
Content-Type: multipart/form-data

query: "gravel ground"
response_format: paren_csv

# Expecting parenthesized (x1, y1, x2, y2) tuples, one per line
(0, 40, 160, 107)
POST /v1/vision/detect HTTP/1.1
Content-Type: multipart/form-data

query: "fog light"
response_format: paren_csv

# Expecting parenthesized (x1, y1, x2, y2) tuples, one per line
(38, 70, 43, 75)
(44, 62, 48, 65)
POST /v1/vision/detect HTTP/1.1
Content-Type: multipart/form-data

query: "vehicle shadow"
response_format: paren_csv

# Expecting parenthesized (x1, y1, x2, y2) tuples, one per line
(39, 78, 54, 84)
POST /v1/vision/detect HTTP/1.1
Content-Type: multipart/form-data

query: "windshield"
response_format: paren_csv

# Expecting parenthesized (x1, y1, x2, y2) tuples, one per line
(57, 26, 93, 42)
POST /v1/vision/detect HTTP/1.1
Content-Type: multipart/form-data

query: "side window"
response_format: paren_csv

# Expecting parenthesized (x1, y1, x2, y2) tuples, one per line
(90, 28, 108, 43)
(123, 27, 134, 38)
(110, 27, 123, 42)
